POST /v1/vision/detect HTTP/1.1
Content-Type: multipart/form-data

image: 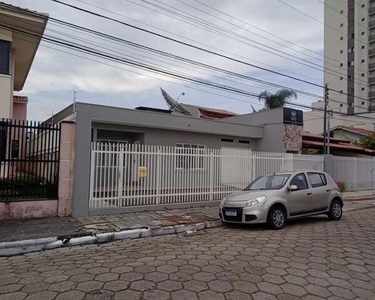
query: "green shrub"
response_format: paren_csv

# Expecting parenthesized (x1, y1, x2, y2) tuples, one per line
(339, 181, 346, 193)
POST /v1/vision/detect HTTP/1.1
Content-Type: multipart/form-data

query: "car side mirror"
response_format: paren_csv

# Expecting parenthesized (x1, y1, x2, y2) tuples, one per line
(288, 185, 299, 192)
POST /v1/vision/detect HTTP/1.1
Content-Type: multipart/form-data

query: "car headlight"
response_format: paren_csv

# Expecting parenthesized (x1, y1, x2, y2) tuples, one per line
(245, 196, 267, 207)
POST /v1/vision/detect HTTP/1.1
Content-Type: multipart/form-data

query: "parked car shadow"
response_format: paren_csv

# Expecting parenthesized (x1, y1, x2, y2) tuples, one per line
(222, 215, 334, 231)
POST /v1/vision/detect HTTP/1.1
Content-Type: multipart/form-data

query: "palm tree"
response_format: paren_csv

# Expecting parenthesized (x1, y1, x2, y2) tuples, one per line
(258, 89, 297, 109)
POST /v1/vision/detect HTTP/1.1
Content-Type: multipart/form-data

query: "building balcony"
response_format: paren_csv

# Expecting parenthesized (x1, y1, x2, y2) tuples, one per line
(370, 77, 375, 84)
(370, 20, 375, 29)
(369, 62, 375, 70)
(370, 48, 375, 56)
(369, 91, 375, 98)
(370, 6, 375, 15)
(370, 35, 375, 42)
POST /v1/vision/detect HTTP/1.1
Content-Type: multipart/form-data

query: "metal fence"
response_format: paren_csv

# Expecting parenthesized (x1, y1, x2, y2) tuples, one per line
(89, 142, 324, 210)
(0, 119, 60, 201)
(332, 156, 375, 191)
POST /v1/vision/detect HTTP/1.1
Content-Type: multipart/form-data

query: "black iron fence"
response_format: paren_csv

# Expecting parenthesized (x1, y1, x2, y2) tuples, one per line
(0, 119, 60, 201)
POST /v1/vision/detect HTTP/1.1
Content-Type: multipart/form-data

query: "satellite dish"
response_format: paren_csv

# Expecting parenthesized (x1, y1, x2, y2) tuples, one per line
(160, 88, 192, 116)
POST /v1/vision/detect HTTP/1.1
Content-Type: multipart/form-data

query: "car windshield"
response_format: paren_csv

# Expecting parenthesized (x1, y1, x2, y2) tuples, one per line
(244, 174, 291, 191)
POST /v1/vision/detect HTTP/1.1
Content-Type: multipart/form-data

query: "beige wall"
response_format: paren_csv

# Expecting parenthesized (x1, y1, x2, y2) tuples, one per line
(0, 28, 14, 119)
(0, 75, 12, 119)
(12, 101, 27, 121)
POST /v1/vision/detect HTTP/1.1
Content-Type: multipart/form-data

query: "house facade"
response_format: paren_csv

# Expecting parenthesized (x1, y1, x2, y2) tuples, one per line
(0, 2, 48, 119)
(48, 102, 305, 217)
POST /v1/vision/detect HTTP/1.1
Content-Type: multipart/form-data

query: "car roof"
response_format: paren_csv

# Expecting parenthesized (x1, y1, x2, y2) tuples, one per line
(265, 170, 326, 176)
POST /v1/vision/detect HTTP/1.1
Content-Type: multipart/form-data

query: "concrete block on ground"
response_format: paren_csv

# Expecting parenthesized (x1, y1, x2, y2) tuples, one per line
(68, 235, 97, 246)
(151, 226, 176, 236)
(205, 221, 222, 229)
(114, 229, 142, 240)
(44, 240, 63, 250)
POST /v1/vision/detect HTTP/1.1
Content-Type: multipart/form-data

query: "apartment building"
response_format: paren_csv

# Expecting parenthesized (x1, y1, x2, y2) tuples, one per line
(304, 0, 375, 133)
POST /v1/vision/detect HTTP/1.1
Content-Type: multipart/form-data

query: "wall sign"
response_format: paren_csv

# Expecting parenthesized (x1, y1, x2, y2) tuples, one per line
(283, 108, 303, 126)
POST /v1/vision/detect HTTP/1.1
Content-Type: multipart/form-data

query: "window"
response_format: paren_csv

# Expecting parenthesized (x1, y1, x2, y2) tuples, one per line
(0, 41, 10, 75)
(340, 90, 343, 93)
(340, 104, 343, 107)
(348, 47, 354, 53)
(238, 140, 250, 144)
(362, 73, 365, 77)
(350, 33, 355, 39)
(362, 101, 365, 105)
(340, 10, 344, 14)
(340, 76, 343, 80)
(221, 138, 233, 143)
(362, 59, 365, 63)
(290, 173, 308, 190)
(175, 143, 205, 169)
(340, 50, 343, 54)
(362, 3, 365, 7)
(349, 103, 353, 107)
(340, 63, 344, 67)
(362, 32, 365, 35)
(362, 87, 365, 91)
(362, 18, 365, 22)
(348, 61, 354, 67)
(245, 174, 291, 191)
(348, 75, 352, 80)
(340, 36, 344, 40)
(362, 45, 365, 49)
(340, 23, 343, 27)
(308, 172, 327, 188)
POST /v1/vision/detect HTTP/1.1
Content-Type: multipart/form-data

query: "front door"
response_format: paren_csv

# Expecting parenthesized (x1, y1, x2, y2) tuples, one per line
(287, 173, 313, 217)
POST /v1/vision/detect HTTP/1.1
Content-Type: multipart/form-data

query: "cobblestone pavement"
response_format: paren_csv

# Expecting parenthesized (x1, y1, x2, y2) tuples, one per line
(1, 209, 375, 300)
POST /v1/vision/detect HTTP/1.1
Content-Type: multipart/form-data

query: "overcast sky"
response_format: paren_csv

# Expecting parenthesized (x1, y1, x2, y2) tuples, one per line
(9, 0, 326, 120)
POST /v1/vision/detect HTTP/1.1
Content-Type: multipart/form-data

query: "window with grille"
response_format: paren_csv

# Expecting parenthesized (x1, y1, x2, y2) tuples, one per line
(175, 143, 205, 169)
(0, 41, 10, 75)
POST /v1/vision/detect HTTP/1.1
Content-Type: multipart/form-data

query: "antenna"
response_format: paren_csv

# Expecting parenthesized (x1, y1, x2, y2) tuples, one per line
(160, 88, 192, 116)
(73, 91, 77, 121)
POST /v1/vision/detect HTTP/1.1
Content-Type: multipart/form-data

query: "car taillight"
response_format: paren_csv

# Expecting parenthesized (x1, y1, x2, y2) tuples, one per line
(335, 181, 340, 188)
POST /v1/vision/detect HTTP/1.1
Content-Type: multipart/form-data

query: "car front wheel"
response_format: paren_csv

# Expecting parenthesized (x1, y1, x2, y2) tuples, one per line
(328, 199, 343, 221)
(267, 206, 286, 230)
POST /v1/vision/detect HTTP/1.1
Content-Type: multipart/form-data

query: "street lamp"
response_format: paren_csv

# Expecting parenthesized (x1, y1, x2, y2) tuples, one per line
(177, 92, 185, 102)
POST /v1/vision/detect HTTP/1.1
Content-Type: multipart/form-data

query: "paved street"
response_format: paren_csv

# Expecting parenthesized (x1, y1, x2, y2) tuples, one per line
(1, 209, 375, 300)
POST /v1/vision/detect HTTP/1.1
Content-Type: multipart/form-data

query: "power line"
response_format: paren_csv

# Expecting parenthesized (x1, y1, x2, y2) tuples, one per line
(191, 0, 340, 65)
(50, 0, 373, 105)
(70, 0, 319, 83)
(6, 21, 375, 123)
(171, 0, 367, 80)
(126, 0, 368, 84)
(276, 0, 368, 46)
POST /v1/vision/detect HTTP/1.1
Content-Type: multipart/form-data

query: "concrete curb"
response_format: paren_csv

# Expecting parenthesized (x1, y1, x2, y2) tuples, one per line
(0, 220, 222, 257)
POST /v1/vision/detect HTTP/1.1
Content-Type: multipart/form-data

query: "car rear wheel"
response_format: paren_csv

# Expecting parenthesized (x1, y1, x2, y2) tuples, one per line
(267, 206, 286, 230)
(328, 199, 343, 221)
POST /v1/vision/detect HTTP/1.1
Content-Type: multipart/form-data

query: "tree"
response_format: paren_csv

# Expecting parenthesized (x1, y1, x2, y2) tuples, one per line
(355, 135, 375, 150)
(258, 89, 297, 109)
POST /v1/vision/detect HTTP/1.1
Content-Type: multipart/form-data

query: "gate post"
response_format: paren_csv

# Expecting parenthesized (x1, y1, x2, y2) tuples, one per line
(58, 121, 75, 217)
(209, 150, 214, 201)
(156, 148, 161, 204)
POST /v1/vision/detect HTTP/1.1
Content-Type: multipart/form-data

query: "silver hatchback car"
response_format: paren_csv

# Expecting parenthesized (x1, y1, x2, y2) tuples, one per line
(219, 171, 343, 230)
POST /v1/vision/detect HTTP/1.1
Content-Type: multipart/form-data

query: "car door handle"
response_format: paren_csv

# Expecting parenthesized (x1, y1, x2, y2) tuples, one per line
(326, 190, 330, 193)
(307, 193, 312, 196)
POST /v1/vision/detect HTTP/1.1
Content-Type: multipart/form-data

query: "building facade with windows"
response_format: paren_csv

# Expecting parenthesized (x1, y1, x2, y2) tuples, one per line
(0, 2, 48, 119)
(304, 0, 375, 133)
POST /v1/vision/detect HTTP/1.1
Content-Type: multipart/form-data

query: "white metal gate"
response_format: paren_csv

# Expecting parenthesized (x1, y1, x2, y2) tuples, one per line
(332, 156, 375, 191)
(89, 143, 324, 210)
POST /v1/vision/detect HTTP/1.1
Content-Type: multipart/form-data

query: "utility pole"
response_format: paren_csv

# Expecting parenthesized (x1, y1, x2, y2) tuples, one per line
(327, 110, 332, 154)
(323, 84, 329, 154)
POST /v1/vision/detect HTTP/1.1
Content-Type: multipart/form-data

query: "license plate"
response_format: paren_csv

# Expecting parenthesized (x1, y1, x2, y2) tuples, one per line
(225, 210, 237, 216)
